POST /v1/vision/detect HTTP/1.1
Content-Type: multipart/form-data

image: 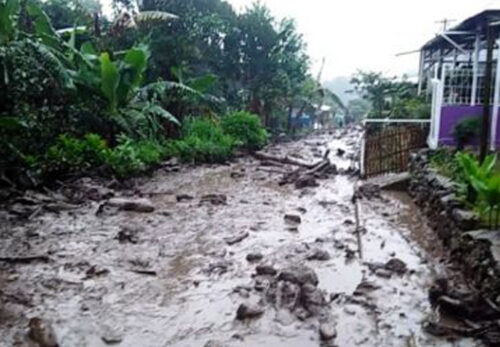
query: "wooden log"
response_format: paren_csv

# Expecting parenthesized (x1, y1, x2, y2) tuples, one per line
(252, 152, 315, 169)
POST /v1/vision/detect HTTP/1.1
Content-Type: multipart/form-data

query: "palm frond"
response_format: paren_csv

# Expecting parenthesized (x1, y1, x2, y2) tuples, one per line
(134, 11, 178, 25)
(23, 40, 74, 89)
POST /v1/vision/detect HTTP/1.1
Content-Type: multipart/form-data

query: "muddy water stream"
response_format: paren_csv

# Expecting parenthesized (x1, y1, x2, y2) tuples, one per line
(0, 129, 480, 346)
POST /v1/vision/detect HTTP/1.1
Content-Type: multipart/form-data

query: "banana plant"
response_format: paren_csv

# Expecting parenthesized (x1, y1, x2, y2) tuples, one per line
(471, 174, 500, 229)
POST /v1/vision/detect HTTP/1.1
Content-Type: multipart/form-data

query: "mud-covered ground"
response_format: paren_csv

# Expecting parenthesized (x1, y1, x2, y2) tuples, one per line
(0, 129, 480, 346)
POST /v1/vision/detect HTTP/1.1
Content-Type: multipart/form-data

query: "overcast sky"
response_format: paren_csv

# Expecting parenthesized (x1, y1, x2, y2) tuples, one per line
(105, 0, 500, 81)
(227, 0, 500, 82)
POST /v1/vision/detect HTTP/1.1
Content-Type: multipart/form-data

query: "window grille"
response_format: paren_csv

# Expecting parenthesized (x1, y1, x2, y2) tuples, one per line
(442, 63, 496, 106)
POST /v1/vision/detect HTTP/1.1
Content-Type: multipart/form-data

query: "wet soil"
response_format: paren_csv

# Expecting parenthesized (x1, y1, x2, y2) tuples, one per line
(0, 129, 481, 346)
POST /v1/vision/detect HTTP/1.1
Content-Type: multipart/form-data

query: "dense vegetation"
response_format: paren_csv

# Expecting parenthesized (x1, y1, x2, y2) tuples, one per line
(0, 0, 326, 187)
(430, 150, 500, 229)
(350, 71, 430, 120)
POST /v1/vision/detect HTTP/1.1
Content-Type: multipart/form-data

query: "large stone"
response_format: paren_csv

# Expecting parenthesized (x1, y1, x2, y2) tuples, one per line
(236, 303, 265, 320)
(256, 264, 277, 276)
(384, 258, 407, 275)
(107, 198, 155, 213)
(306, 249, 330, 261)
(319, 322, 337, 341)
(278, 265, 319, 286)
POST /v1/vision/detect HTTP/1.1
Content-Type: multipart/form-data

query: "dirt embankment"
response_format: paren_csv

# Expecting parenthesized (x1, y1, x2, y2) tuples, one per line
(0, 129, 480, 347)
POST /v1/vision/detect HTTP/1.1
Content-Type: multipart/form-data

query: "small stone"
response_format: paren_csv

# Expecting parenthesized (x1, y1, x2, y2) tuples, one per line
(256, 264, 277, 276)
(375, 268, 392, 279)
(224, 231, 249, 245)
(295, 175, 319, 189)
(278, 265, 319, 286)
(107, 198, 155, 213)
(246, 253, 264, 262)
(384, 258, 407, 275)
(236, 303, 265, 320)
(319, 322, 337, 341)
(204, 340, 226, 347)
(176, 194, 194, 202)
(101, 323, 124, 344)
(284, 214, 302, 224)
(306, 249, 330, 261)
(200, 194, 227, 205)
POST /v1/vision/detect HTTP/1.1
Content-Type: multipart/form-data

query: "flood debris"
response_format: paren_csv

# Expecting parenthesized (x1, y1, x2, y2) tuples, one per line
(0, 254, 50, 264)
(200, 194, 227, 205)
(224, 231, 249, 245)
(106, 197, 155, 213)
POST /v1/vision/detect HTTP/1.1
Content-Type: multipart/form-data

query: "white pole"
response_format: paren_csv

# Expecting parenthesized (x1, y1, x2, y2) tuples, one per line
(418, 50, 425, 95)
(490, 38, 500, 150)
(471, 32, 480, 106)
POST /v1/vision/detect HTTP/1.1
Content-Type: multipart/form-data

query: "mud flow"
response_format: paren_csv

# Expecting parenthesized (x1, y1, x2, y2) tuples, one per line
(0, 128, 479, 346)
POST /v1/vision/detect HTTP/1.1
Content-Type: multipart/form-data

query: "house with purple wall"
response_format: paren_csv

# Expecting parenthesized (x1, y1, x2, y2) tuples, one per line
(419, 10, 500, 149)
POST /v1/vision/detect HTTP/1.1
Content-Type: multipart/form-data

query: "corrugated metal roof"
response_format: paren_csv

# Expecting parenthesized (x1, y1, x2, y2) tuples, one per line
(423, 10, 500, 51)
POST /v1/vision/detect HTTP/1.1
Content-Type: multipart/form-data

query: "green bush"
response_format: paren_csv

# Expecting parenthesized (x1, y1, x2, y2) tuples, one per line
(453, 117, 480, 150)
(108, 135, 167, 177)
(42, 133, 168, 178)
(169, 117, 236, 163)
(221, 111, 267, 150)
(45, 134, 111, 172)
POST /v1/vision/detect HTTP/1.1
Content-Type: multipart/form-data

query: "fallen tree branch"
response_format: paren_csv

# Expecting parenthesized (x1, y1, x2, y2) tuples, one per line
(0, 255, 50, 264)
(252, 152, 315, 168)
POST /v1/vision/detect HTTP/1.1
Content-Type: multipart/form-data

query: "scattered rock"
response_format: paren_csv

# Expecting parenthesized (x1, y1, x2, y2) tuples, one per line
(284, 214, 302, 224)
(336, 148, 345, 157)
(295, 175, 319, 189)
(354, 281, 380, 296)
(116, 225, 142, 244)
(28, 318, 58, 347)
(301, 283, 326, 314)
(319, 322, 337, 341)
(176, 194, 194, 202)
(236, 303, 265, 320)
(200, 194, 227, 205)
(84, 265, 109, 279)
(101, 323, 124, 344)
(306, 249, 330, 261)
(384, 258, 407, 275)
(224, 231, 249, 245)
(246, 252, 264, 262)
(278, 265, 319, 286)
(107, 198, 155, 213)
(451, 209, 479, 231)
(204, 340, 226, 347)
(256, 264, 277, 276)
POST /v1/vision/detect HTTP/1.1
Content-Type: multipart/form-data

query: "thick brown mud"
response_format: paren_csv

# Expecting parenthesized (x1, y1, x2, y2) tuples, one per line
(0, 129, 480, 346)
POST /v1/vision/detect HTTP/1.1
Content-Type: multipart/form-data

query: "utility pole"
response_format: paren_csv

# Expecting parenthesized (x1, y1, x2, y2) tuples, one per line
(480, 24, 494, 162)
(435, 18, 456, 32)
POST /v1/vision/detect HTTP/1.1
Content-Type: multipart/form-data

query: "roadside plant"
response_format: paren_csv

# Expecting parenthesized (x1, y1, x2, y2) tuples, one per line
(453, 117, 480, 150)
(221, 111, 267, 150)
(456, 152, 500, 228)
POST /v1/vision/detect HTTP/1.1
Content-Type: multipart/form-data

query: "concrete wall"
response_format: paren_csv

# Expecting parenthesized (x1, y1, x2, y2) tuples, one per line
(438, 105, 500, 147)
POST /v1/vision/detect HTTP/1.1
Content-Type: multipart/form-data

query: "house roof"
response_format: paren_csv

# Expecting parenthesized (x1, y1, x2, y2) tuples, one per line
(423, 10, 500, 51)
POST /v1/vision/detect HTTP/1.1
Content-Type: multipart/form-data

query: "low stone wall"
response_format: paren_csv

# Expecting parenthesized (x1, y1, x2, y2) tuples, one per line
(409, 149, 500, 298)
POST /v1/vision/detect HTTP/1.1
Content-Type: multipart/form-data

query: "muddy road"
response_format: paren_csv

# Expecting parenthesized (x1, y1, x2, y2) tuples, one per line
(0, 129, 479, 346)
